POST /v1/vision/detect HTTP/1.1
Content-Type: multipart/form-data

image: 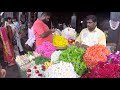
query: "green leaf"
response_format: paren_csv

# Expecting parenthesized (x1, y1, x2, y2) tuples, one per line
(59, 46, 87, 75)
(33, 56, 50, 65)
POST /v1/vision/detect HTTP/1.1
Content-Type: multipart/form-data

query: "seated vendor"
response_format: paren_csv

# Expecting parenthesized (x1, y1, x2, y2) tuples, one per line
(75, 15, 106, 49)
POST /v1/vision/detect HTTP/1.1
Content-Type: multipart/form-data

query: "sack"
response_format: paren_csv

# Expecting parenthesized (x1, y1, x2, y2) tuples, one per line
(12, 36, 17, 45)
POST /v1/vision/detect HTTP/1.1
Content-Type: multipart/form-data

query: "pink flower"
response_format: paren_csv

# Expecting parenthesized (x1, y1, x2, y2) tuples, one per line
(35, 42, 56, 58)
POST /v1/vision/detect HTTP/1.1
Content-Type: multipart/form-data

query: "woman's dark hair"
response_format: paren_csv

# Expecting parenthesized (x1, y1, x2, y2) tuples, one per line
(7, 17, 12, 21)
(86, 15, 97, 22)
(7, 17, 13, 23)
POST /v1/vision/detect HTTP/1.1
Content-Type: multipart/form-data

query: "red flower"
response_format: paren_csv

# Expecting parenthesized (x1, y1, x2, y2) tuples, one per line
(27, 74, 31, 78)
(35, 70, 39, 73)
(34, 66, 37, 69)
(81, 62, 120, 78)
(27, 69, 31, 72)
(42, 65, 45, 70)
(38, 74, 43, 77)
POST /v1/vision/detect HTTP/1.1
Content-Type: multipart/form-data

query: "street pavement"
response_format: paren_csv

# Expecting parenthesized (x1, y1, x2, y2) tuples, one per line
(0, 56, 21, 78)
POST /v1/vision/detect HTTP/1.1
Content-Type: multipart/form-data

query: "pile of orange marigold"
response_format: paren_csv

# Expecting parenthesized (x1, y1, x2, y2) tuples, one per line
(83, 44, 111, 69)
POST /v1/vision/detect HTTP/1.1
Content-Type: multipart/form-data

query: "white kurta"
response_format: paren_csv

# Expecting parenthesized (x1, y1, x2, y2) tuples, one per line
(25, 27, 35, 48)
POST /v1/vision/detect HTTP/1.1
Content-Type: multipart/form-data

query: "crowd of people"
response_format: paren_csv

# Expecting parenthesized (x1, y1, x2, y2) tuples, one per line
(0, 17, 26, 77)
(0, 12, 120, 78)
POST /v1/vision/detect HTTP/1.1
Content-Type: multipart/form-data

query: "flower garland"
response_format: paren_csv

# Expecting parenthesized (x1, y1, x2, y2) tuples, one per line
(84, 44, 110, 69)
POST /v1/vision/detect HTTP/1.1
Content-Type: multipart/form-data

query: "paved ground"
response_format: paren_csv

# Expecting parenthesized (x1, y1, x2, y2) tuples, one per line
(0, 54, 21, 78)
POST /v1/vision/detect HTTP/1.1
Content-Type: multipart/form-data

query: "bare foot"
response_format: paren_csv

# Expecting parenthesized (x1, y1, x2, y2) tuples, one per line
(0, 69, 6, 78)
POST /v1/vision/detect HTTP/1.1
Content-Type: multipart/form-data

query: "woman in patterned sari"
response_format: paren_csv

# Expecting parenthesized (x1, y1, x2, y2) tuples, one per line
(0, 26, 15, 66)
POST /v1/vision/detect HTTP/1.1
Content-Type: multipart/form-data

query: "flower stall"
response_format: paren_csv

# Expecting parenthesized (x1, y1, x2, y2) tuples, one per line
(15, 31, 120, 78)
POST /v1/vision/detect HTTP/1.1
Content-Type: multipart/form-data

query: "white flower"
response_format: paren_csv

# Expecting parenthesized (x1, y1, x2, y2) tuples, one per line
(51, 51, 62, 63)
(28, 55, 35, 61)
(44, 61, 79, 78)
(61, 27, 77, 40)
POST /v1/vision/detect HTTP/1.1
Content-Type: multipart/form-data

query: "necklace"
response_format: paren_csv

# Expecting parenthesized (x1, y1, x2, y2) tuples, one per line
(109, 20, 120, 30)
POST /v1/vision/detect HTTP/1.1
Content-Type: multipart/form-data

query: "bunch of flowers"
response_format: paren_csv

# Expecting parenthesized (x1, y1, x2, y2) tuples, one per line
(44, 61, 53, 70)
(59, 46, 87, 75)
(26, 65, 45, 78)
(52, 29, 61, 36)
(61, 27, 77, 40)
(51, 50, 62, 63)
(35, 42, 56, 59)
(44, 61, 79, 78)
(81, 61, 120, 78)
(84, 44, 110, 69)
(53, 35, 68, 47)
(107, 51, 120, 64)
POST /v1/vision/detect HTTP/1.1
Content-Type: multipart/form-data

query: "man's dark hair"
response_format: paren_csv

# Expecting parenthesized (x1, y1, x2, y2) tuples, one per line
(13, 17, 18, 21)
(41, 12, 51, 17)
(86, 15, 97, 22)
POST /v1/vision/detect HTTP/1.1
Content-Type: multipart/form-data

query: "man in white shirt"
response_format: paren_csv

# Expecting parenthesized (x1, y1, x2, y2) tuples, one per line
(25, 22, 35, 51)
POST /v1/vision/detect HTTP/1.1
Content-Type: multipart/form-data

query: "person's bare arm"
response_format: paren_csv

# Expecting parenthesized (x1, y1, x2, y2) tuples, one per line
(75, 41, 80, 47)
(81, 44, 89, 49)
(40, 29, 55, 38)
(75, 42, 89, 49)
(34, 23, 55, 38)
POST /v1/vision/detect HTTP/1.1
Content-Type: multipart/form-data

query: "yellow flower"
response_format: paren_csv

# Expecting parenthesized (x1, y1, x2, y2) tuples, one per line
(53, 35, 68, 47)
